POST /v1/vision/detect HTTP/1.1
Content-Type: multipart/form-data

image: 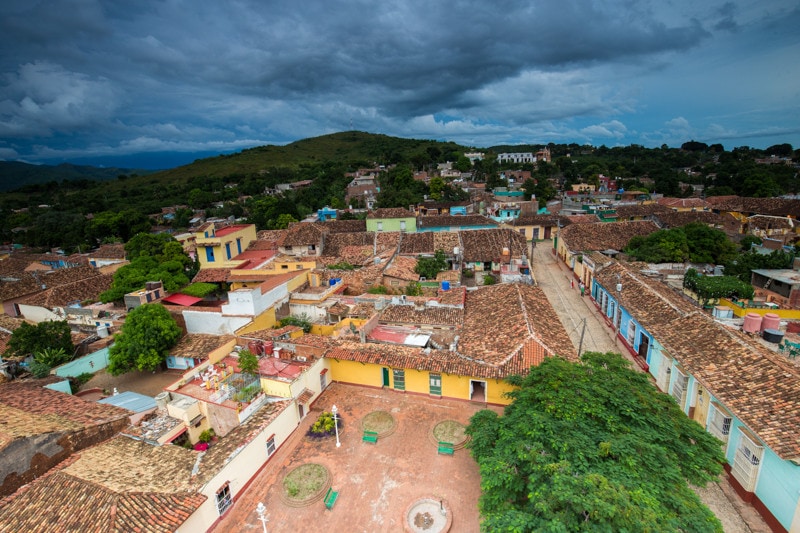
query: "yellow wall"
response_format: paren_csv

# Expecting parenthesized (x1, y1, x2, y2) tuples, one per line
(718, 298, 800, 319)
(236, 307, 277, 334)
(196, 224, 257, 269)
(327, 358, 516, 405)
(261, 377, 293, 398)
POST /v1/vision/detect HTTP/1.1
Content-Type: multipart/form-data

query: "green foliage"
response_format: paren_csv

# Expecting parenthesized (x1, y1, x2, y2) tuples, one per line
(101, 236, 193, 302)
(405, 282, 423, 296)
(198, 429, 215, 443)
(29, 360, 53, 378)
(71, 372, 95, 390)
(414, 249, 447, 279)
(237, 349, 260, 376)
(108, 304, 182, 375)
(180, 282, 218, 298)
(278, 314, 313, 333)
(739, 235, 762, 252)
(233, 384, 261, 403)
(33, 347, 70, 368)
(684, 269, 755, 307)
(462, 268, 475, 278)
(466, 352, 725, 532)
(722, 249, 794, 283)
(328, 261, 357, 270)
(6, 320, 73, 359)
(367, 285, 389, 294)
(626, 223, 737, 264)
(482, 274, 496, 285)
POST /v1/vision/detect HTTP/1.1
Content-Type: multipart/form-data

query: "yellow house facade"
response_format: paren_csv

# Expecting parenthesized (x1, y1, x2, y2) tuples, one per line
(195, 222, 257, 269)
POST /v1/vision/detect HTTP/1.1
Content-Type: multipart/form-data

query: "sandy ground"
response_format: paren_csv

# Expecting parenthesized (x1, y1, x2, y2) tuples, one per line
(80, 367, 181, 397)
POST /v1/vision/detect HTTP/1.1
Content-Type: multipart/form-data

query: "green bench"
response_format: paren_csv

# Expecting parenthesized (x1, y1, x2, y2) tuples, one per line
(438, 441, 454, 455)
(362, 430, 378, 444)
(324, 487, 339, 510)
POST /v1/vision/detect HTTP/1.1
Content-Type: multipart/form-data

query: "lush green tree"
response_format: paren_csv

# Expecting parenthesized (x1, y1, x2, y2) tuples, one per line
(466, 352, 725, 532)
(739, 235, 762, 251)
(428, 177, 446, 200)
(6, 320, 73, 359)
(454, 155, 472, 172)
(404, 281, 423, 296)
(274, 213, 298, 229)
(682, 223, 738, 264)
(278, 314, 313, 333)
(415, 250, 447, 279)
(683, 268, 755, 307)
(237, 349, 260, 376)
(29, 347, 71, 378)
(108, 304, 182, 375)
(125, 233, 176, 260)
(723, 249, 795, 283)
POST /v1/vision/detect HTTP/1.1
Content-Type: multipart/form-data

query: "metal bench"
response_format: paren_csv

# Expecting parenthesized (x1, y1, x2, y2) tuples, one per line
(437, 441, 454, 455)
(362, 430, 378, 444)
(324, 487, 339, 510)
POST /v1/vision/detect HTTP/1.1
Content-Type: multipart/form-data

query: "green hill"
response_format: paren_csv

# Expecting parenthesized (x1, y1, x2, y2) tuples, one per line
(0, 161, 152, 192)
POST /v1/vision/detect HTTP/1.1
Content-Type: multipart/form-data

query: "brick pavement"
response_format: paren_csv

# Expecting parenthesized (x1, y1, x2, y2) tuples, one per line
(213, 383, 498, 532)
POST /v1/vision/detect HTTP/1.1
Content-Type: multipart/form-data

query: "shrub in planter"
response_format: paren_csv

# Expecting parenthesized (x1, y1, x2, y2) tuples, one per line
(306, 411, 343, 440)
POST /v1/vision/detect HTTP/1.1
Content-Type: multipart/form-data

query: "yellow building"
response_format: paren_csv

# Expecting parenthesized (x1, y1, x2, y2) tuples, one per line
(194, 222, 257, 269)
(323, 283, 577, 405)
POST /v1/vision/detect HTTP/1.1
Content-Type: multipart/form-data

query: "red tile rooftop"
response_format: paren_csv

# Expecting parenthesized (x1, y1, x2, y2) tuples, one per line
(258, 356, 305, 380)
(214, 224, 253, 236)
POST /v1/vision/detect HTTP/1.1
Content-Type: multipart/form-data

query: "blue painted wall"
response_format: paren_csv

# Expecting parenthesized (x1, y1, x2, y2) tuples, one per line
(54, 347, 110, 377)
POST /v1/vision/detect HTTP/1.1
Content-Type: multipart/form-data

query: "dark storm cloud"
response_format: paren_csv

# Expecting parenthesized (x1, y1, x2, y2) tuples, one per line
(0, 0, 797, 164)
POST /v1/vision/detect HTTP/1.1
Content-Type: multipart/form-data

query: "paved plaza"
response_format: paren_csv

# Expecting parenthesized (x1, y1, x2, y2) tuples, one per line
(214, 382, 498, 532)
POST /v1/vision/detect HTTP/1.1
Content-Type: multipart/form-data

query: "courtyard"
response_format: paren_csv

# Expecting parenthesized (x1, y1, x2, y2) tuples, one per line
(213, 382, 497, 532)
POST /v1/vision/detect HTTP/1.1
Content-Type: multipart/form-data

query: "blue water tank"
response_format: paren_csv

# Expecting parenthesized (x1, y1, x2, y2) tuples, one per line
(442, 281, 450, 291)
(329, 278, 341, 286)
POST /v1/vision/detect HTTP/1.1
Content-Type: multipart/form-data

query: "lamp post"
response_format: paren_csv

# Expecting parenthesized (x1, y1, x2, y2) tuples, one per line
(255, 502, 268, 533)
(331, 404, 341, 448)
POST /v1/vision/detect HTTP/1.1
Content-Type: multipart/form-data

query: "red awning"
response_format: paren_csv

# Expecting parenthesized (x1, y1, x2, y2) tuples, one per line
(162, 294, 203, 306)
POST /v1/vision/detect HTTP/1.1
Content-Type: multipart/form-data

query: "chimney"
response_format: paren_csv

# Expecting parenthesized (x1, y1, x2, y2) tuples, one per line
(273, 347, 281, 359)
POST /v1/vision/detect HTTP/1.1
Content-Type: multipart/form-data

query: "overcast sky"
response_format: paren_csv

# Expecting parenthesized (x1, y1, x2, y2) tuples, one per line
(1, 0, 799, 169)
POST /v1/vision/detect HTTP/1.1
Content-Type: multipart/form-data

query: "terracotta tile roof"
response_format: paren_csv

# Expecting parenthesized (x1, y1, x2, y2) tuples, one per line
(510, 214, 561, 227)
(657, 197, 709, 209)
(653, 211, 724, 228)
(252, 230, 285, 249)
(322, 232, 374, 257)
(170, 334, 235, 359)
(593, 263, 698, 328)
(0, 272, 45, 301)
(0, 314, 26, 333)
(326, 341, 507, 379)
(289, 333, 341, 349)
(614, 204, 672, 219)
(279, 222, 323, 247)
(383, 256, 419, 282)
(367, 208, 415, 219)
(458, 283, 577, 367)
(432, 232, 461, 253)
(375, 231, 402, 253)
(242, 325, 303, 341)
(459, 228, 528, 263)
(0, 381, 129, 440)
(559, 220, 659, 252)
(195, 400, 291, 478)
(91, 243, 127, 259)
(379, 303, 463, 327)
(62, 434, 199, 493)
(398, 233, 434, 255)
(192, 268, 231, 283)
(709, 196, 800, 218)
(651, 314, 800, 460)
(437, 286, 466, 306)
(564, 214, 600, 224)
(0, 468, 206, 533)
(314, 219, 367, 233)
(335, 263, 387, 295)
(747, 214, 794, 230)
(0, 256, 36, 278)
(20, 273, 113, 308)
(416, 215, 497, 229)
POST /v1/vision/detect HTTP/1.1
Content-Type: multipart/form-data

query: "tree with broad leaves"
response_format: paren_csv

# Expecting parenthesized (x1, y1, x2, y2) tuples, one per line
(108, 304, 182, 375)
(466, 352, 725, 532)
(237, 349, 260, 376)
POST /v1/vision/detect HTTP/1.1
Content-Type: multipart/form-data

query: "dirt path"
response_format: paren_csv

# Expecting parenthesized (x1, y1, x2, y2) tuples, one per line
(81, 368, 181, 397)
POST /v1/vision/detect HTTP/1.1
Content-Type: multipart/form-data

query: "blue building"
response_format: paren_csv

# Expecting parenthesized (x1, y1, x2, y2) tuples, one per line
(317, 207, 338, 221)
(592, 262, 800, 532)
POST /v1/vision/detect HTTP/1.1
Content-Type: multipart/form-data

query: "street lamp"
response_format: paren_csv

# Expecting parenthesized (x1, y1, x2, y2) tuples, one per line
(331, 404, 341, 448)
(255, 502, 268, 533)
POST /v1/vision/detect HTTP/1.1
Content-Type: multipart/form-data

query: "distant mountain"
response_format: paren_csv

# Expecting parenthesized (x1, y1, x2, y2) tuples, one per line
(0, 161, 153, 192)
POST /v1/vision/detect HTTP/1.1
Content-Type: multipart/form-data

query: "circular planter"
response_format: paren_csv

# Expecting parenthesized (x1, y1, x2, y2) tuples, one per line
(429, 420, 470, 450)
(361, 410, 397, 438)
(279, 463, 331, 508)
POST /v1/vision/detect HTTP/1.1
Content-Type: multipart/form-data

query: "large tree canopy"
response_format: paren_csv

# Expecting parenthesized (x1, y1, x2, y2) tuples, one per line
(108, 304, 182, 375)
(466, 352, 725, 532)
(5, 320, 73, 359)
(625, 223, 737, 264)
